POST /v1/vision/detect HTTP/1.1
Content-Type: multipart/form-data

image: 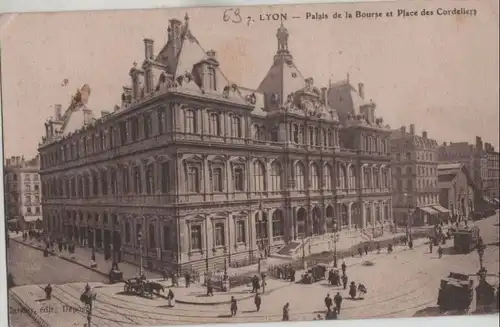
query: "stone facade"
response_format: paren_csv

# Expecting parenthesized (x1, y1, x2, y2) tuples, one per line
(3, 155, 42, 230)
(38, 16, 393, 273)
(390, 125, 440, 226)
(484, 142, 499, 200)
(437, 163, 476, 220)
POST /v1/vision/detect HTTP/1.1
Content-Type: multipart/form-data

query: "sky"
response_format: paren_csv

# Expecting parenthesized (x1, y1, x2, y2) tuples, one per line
(0, 0, 498, 158)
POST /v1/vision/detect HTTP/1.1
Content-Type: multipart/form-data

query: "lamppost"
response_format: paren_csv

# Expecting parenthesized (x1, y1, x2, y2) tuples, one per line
(404, 193, 412, 242)
(137, 231, 144, 276)
(332, 221, 340, 268)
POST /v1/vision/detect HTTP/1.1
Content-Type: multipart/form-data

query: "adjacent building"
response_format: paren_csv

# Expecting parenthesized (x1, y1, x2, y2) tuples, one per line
(437, 163, 476, 221)
(3, 155, 43, 230)
(484, 142, 500, 202)
(437, 136, 493, 209)
(390, 125, 444, 226)
(39, 16, 393, 273)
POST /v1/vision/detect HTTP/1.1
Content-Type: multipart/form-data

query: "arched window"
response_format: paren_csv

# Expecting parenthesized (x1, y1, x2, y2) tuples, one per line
(271, 161, 282, 191)
(348, 165, 356, 190)
(295, 162, 305, 190)
(253, 161, 266, 192)
(209, 112, 221, 136)
(272, 210, 284, 237)
(146, 164, 155, 194)
(324, 164, 332, 190)
(185, 110, 197, 134)
(310, 163, 319, 189)
(134, 166, 142, 194)
(337, 164, 346, 189)
(231, 116, 242, 138)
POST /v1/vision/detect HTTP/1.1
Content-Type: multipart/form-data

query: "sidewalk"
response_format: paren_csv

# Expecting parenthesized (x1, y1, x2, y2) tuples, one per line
(11, 237, 161, 280)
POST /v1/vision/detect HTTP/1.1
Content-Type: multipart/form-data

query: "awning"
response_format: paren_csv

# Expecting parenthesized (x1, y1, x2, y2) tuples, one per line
(482, 196, 496, 205)
(7, 219, 18, 223)
(418, 206, 439, 215)
(22, 216, 42, 223)
(433, 205, 451, 214)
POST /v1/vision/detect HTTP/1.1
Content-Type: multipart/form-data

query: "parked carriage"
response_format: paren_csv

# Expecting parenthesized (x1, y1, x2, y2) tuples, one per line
(437, 272, 473, 313)
(124, 278, 146, 294)
(453, 227, 480, 254)
(109, 268, 123, 284)
(301, 264, 327, 284)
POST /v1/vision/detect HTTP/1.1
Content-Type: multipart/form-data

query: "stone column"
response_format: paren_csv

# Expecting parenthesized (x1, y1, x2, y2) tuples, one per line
(347, 203, 352, 229)
(361, 202, 366, 229)
(267, 209, 273, 247)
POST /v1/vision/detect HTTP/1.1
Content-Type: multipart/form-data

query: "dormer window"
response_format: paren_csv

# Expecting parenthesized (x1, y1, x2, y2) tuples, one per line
(207, 66, 216, 90)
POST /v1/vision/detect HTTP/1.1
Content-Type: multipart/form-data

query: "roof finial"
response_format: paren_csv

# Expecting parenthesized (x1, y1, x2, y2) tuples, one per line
(184, 12, 189, 22)
(346, 72, 350, 82)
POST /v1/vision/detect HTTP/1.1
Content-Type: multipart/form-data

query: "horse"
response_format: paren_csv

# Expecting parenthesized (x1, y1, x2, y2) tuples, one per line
(145, 282, 165, 295)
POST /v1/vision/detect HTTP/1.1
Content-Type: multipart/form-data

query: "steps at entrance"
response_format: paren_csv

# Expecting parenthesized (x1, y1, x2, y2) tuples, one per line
(274, 241, 301, 256)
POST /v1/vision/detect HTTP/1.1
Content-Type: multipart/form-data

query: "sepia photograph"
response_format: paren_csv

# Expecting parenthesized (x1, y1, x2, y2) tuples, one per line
(1, 1, 499, 326)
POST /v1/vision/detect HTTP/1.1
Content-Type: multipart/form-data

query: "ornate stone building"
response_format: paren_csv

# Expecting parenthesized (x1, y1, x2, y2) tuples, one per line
(390, 125, 444, 226)
(4, 155, 43, 230)
(484, 142, 499, 202)
(437, 163, 476, 221)
(39, 16, 393, 273)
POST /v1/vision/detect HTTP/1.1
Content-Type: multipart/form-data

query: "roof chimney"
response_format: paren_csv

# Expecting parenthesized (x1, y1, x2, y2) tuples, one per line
(169, 19, 182, 56)
(422, 131, 428, 139)
(409, 124, 415, 135)
(400, 126, 406, 133)
(206, 49, 216, 58)
(358, 83, 364, 99)
(321, 87, 328, 106)
(443, 142, 447, 146)
(143, 38, 154, 60)
(54, 104, 62, 120)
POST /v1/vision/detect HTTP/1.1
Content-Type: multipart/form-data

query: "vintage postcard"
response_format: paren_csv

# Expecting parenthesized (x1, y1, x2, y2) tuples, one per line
(1, 1, 499, 326)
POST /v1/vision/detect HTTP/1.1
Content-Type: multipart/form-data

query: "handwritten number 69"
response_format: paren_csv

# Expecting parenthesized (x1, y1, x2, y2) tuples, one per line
(223, 9, 242, 24)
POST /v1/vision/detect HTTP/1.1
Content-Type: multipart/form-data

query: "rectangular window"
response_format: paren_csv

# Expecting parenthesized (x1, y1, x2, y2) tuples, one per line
(125, 222, 131, 243)
(236, 220, 246, 243)
(207, 67, 217, 90)
(144, 113, 152, 139)
(158, 107, 165, 134)
(134, 167, 142, 194)
(188, 166, 200, 193)
(212, 167, 223, 192)
(214, 223, 225, 247)
(109, 126, 115, 149)
(234, 167, 244, 191)
(122, 168, 129, 194)
(190, 225, 202, 250)
(231, 116, 242, 138)
(161, 162, 170, 193)
(163, 226, 171, 250)
(149, 224, 156, 248)
(101, 171, 108, 195)
(119, 121, 127, 145)
(110, 169, 117, 195)
(131, 117, 139, 141)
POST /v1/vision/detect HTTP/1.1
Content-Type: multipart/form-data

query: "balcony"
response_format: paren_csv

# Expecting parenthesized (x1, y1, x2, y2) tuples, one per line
(362, 187, 391, 195)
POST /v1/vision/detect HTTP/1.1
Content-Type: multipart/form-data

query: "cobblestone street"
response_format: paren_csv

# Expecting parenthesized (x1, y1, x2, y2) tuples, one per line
(9, 214, 499, 326)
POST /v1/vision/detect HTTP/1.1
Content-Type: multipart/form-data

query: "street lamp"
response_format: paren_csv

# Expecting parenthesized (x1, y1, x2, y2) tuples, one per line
(332, 221, 340, 268)
(137, 231, 144, 277)
(404, 193, 412, 242)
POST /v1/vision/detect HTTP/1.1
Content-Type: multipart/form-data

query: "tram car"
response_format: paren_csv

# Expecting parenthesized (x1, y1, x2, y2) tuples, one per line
(437, 272, 473, 313)
(453, 226, 480, 254)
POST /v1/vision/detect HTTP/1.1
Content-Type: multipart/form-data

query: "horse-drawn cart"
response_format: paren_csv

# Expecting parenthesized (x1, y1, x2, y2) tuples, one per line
(123, 278, 164, 298)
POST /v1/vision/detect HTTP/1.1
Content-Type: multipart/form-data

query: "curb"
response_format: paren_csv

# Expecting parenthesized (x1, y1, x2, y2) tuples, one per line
(12, 239, 109, 278)
(174, 283, 291, 306)
(10, 290, 52, 327)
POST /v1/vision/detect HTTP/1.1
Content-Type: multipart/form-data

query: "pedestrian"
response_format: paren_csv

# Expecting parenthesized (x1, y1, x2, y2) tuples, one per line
(438, 246, 443, 259)
(409, 239, 413, 250)
(167, 288, 175, 307)
(334, 292, 343, 313)
(252, 275, 259, 293)
(230, 296, 238, 317)
(261, 277, 266, 293)
(162, 268, 168, 282)
(254, 293, 262, 312)
(44, 284, 52, 300)
(172, 273, 179, 287)
(358, 247, 363, 257)
(328, 269, 334, 285)
(282, 302, 290, 321)
(325, 293, 332, 310)
(376, 242, 381, 254)
(206, 278, 214, 296)
(429, 241, 433, 253)
(358, 283, 367, 300)
(349, 281, 357, 300)
(185, 272, 191, 288)
(364, 245, 368, 255)
(341, 261, 347, 275)
(341, 274, 348, 290)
